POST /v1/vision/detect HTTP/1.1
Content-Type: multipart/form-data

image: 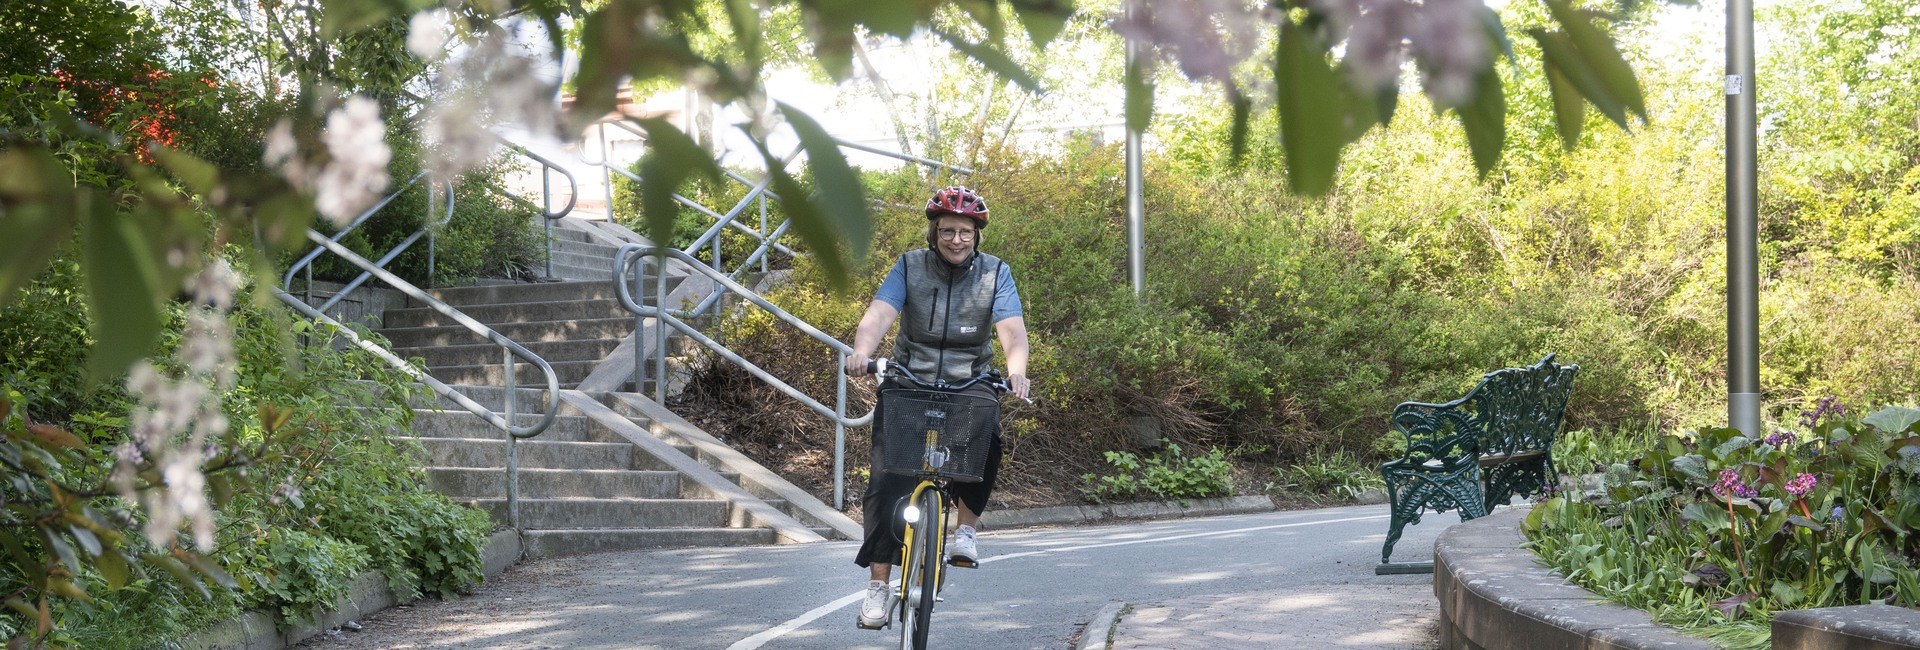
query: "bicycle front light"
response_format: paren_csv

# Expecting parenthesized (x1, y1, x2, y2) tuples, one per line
(902, 504, 921, 523)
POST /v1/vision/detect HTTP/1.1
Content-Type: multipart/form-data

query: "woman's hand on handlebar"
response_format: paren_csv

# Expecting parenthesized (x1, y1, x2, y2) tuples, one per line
(1008, 372, 1031, 401)
(845, 352, 871, 377)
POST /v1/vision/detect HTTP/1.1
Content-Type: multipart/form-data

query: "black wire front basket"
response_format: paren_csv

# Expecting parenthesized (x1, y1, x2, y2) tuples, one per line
(874, 387, 1000, 483)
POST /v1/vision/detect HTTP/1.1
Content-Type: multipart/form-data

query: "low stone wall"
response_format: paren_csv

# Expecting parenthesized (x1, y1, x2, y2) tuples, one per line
(181, 529, 522, 650)
(1435, 508, 1920, 650)
(1433, 508, 1712, 650)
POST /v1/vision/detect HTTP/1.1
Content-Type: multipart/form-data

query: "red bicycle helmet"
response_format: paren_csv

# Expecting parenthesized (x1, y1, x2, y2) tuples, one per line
(925, 186, 990, 228)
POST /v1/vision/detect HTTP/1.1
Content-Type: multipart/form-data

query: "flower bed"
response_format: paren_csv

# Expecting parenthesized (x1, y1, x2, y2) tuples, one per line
(1525, 402, 1920, 649)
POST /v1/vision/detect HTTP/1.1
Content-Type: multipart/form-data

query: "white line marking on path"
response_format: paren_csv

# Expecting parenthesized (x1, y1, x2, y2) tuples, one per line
(727, 512, 1388, 650)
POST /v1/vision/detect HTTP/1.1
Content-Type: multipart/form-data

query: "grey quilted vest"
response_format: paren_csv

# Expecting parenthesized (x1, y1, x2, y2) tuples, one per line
(890, 248, 1004, 384)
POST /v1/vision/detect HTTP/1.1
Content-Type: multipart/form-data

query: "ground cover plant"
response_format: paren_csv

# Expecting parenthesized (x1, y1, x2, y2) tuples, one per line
(1526, 402, 1920, 649)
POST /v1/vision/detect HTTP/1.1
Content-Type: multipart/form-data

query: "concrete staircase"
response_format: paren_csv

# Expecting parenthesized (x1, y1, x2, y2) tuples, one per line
(398, 385, 854, 558)
(359, 217, 856, 557)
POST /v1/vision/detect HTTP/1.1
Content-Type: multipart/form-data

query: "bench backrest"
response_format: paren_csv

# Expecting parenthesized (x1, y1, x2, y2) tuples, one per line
(1390, 354, 1579, 468)
(1468, 354, 1579, 458)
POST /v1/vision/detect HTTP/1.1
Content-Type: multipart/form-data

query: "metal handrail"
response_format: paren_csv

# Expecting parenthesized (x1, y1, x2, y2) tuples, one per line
(282, 170, 435, 296)
(613, 243, 873, 508)
(492, 137, 580, 279)
(290, 228, 560, 531)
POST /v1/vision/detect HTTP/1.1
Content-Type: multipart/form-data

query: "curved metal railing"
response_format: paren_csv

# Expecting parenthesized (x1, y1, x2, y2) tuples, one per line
(614, 243, 873, 507)
(288, 229, 560, 531)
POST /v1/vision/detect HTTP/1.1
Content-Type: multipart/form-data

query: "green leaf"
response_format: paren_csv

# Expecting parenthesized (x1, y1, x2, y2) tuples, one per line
(1125, 49, 1156, 134)
(41, 530, 79, 576)
(954, 0, 1006, 43)
(149, 144, 218, 197)
(1543, 0, 1646, 123)
(0, 148, 78, 310)
(320, 0, 431, 38)
(936, 28, 1043, 94)
(1455, 67, 1507, 179)
(778, 103, 871, 259)
(1009, 0, 1074, 48)
(80, 195, 164, 382)
(97, 552, 130, 591)
(144, 553, 208, 598)
(1863, 406, 1920, 435)
(751, 141, 849, 288)
(1530, 29, 1629, 129)
(1277, 18, 1345, 196)
(632, 118, 724, 249)
(1680, 501, 1730, 530)
(570, 1, 645, 130)
(1542, 54, 1586, 149)
(1226, 91, 1251, 166)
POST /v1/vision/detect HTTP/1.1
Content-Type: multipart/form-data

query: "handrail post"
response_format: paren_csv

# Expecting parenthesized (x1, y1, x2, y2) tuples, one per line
(655, 250, 668, 404)
(758, 195, 769, 275)
(631, 253, 646, 394)
(505, 347, 520, 531)
(543, 165, 555, 279)
(835, 350, 848, 510)
(427, 182, 438, 290)
(600, 124, 616, 222)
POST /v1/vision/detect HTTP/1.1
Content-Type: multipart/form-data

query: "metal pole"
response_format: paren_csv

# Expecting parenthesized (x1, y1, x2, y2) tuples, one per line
(834, 351, 848, 510)
(655, 252, 668, 404)
(1124, 5, 1146, 298)
(505, 347, 520, 530)
(633, 256, 646, 394)
(1727, 0, 1761, 436)
(544, 165, 554, 279)
(427, 182, 437, 289)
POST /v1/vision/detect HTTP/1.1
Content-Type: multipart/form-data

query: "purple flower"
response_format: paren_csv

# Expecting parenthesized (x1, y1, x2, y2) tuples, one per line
(1764, 430, 1798, 447)
(1785, 473, 1817, 496)
(1802, 396, 1849, 428)
(1712, 469, 1757, 498)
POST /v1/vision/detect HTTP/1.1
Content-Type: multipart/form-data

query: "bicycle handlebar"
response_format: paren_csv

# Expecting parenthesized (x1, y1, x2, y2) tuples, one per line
(866, 358, 1033, 404)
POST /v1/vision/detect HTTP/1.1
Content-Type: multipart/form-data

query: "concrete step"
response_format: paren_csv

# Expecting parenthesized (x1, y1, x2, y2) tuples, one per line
(406, 385, 571, 414)
(551, 250, 619, 272)
(382, 299, 635, 329)
(393, 338, 621, 369)
(373, 410, 613, 442)
(426, 467, 681, 500)
(429, 359, 599, 388)
(550, 238, 624, 259)
(548, 224, 603, 244)
(549, 262, 616, 282)
(419, 280, 617, 307)
(520, 527, 776, 558)
(376, 317, 636, 348)
(470, 498, 729, 529)
(416, 438, 638, 470)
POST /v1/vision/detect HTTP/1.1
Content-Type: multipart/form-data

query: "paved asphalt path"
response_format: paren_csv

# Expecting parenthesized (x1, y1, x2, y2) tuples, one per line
(295, 502, 1447, 649)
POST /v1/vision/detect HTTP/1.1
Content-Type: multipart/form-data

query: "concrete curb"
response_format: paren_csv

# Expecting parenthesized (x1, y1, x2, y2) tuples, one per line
(980, 495, 1274, 529)
(182, 529, 522, 650)
(1433, 508, 1712, 650)
(1076, 601, 1127, 650)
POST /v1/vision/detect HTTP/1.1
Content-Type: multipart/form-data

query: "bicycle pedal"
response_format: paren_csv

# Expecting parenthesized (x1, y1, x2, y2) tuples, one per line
(855, 618, 889, 631)
(947, 557, 978, 568)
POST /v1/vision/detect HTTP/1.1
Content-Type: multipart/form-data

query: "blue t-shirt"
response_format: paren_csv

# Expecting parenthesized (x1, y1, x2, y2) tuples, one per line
(873, 253, 1023, 323)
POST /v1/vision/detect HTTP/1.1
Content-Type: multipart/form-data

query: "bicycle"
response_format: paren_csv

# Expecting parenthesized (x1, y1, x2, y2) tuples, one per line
(866, 358, 1011, 650)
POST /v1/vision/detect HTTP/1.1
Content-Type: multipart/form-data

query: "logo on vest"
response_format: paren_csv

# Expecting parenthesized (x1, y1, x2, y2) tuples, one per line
(959, 326, 978, 334)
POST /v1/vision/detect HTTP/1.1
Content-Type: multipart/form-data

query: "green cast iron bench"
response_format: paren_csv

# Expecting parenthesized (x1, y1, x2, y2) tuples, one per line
(1375, 354, 1579, 574)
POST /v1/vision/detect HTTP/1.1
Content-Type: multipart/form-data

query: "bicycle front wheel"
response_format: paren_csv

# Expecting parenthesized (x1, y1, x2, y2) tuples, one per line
(909, 489, 942, 650)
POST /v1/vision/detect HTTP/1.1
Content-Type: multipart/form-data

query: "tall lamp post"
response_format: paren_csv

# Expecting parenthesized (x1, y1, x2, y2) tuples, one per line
(1727, 0, 1761, 436)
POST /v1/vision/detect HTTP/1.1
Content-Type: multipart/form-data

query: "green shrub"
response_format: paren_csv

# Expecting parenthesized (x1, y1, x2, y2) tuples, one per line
(1081, 444, 1233, 504)
(1272, 450, 1384, 502)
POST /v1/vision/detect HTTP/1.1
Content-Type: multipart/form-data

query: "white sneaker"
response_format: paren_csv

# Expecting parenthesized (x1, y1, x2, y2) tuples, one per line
(857, 581, 891, 629)
(949, 526, 979, 567)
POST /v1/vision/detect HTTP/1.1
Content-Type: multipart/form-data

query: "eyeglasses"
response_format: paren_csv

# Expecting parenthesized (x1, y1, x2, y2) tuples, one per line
(937, 228, 977, 242)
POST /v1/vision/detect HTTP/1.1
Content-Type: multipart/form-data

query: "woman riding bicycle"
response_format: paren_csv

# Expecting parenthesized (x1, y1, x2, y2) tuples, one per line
(845, 185, 1031, 630)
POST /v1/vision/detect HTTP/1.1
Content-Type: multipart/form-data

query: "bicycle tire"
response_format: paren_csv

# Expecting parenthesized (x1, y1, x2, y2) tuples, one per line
(911, 489, 941, 650)
(898, 506, 923, 650)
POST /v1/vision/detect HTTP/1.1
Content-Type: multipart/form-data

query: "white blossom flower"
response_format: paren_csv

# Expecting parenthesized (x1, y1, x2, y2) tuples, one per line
(408, 9, 451, 61)
(1406, 0, 1490, 107)
(1114, 0, 1265, 84)
(1344, 0, 1410, 92)
(187, 260, 239, 311)
(314, 96, 392, 227)
(420, 25, 561, 177)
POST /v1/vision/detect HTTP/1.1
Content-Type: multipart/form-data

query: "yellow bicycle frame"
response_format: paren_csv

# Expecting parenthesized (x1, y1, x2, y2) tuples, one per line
(898, 428, 947, 607)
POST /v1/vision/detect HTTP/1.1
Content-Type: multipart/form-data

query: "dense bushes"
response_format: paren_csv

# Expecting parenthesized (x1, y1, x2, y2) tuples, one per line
(0, 261, 492, 648)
